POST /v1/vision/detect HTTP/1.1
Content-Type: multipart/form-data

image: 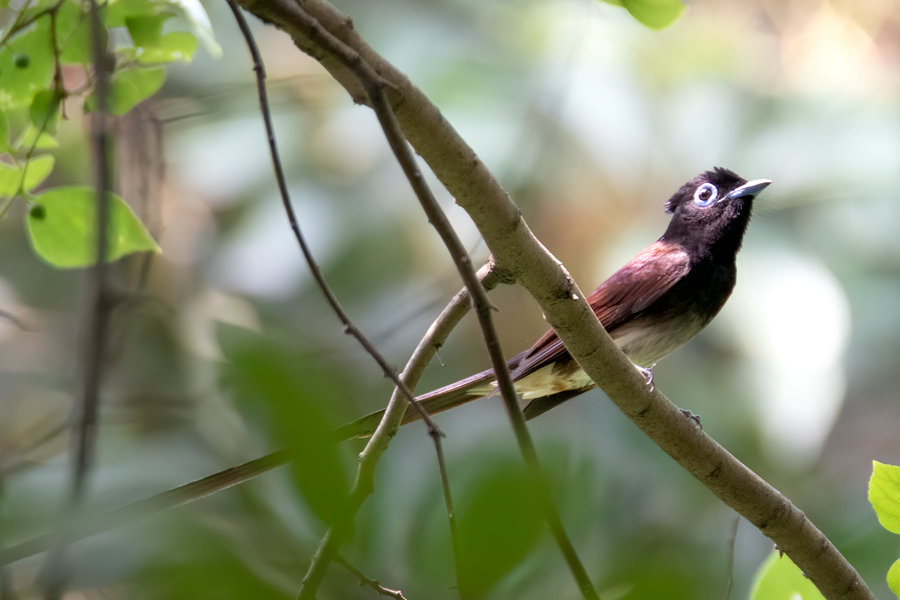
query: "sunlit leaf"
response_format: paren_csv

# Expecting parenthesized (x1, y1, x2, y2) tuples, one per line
(889, 558, 900, 597)
(457, 464, 545, 596)
(0, 17, 55, 110)
(0, 162, 22, 196)
(14, 124, 59, 150)
(170, 0, 221, 57)
(106, 0, 174, 27)
(137, 31, 198, 64)
(870, 461, 900, 535)
(0, 111, 9, 152)
(749, 551, 825, 600)
(22, 154, 54, 191)
(599, 0, 685, 30)
(26, 186, 160, 268)
(125, 12, 173, 46)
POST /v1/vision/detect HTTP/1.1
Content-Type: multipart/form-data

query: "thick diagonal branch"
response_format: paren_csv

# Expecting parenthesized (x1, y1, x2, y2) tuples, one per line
(232, 2, 873, 599)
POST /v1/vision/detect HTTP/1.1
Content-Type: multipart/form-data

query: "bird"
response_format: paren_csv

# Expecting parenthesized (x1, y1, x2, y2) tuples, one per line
(336, 168, 771, 441)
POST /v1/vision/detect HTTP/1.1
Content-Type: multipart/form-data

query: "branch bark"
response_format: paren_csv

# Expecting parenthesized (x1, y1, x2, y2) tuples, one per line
(232, 1, 873, 599)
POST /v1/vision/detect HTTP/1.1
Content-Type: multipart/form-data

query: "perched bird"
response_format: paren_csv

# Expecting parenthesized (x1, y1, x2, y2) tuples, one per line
(338, 168, 770, 440)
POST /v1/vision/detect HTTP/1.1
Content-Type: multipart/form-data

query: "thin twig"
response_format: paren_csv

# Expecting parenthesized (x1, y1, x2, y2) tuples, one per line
(336, 555, 409, 600)
(0, 265, 503, 568)
(223, 0, 440, 438)
(230, 3, 875, 599)
(73, 0, 113, 508)
(223, 4, 465, 598)
(41, 2, 113, 598)
(268, 2, 600, 598)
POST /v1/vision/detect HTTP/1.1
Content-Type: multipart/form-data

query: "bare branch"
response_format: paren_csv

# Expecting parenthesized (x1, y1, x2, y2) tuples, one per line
(231, 2, 874, 599)
(223, 5, 468, 595)
(233, 3, 601, 598)
(336, 555, 409, 600)
(0, 265, 504, 569)
(41, 2, 115, 597)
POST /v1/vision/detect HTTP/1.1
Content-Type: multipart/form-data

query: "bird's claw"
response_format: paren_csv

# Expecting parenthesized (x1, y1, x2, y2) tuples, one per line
(636, 365, 655, 392)
(680, 408, 702, 431)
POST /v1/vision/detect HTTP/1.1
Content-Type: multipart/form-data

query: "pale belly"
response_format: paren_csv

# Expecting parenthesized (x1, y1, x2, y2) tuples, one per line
(467, 311, 709, 401)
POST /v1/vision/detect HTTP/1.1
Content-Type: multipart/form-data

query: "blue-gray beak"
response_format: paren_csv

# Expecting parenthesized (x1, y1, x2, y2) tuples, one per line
(726, 179, 772, 200)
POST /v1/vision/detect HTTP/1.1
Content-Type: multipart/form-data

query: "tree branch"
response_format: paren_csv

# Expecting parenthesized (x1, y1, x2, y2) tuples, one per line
(231, 1, 873, 599)
(335, 555, 409, 600)
(0, 266, 506, 570)
(223, 4, 471, 596)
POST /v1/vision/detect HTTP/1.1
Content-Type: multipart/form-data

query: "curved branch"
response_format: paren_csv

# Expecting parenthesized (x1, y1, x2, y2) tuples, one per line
(233, 2, 873, 599)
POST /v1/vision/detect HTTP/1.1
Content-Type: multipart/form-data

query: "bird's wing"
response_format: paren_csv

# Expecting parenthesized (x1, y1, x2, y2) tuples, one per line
(333, 241, 692, 441)
(513, 241, 692, 380)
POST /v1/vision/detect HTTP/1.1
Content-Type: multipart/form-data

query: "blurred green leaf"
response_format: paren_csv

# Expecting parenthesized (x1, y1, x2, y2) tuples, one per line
(28, 88, 61, 134)
(84, 68, 165, 115)
(53, 0, 84, 41)
(0, 17, 55, 110)
(457, 464, 545, 596)
(22, 154, 54, 191)
(125, 12, 173, 46)
(104, 0, 173, 27)
(26, 186, 160, 268)
(870, 461, 900, 534)
(59, 10, 108, 65)
(137, 31, 198, 63)
(749, 551, 825, 600)
(134, 525, 293, 600)
(599, 0, 685, 30)
(0, 111, 8, 152)
(0, 162, 22, 196)
(221, 330, 351, 527)
(14, 124, 58, 149)
(889, 558, 900, 598)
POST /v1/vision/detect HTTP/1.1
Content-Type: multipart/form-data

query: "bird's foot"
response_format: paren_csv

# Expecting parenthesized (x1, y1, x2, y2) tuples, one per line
(636, 364, 655, 392)
(680, 408, 702, 431)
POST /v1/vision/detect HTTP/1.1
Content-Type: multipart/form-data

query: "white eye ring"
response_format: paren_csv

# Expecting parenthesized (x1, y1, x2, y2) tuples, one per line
(694, 183, 718, 206)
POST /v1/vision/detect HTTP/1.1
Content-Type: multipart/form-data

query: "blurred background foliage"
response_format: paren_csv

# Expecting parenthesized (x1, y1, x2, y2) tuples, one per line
(2, 0, 900, 598)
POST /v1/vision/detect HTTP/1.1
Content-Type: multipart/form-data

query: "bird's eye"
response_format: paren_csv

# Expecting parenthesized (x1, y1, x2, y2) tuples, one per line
(693, 183, 718, 207)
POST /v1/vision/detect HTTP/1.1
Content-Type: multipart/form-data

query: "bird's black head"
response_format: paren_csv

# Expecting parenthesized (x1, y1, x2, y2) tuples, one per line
(661, 167, 771, 260)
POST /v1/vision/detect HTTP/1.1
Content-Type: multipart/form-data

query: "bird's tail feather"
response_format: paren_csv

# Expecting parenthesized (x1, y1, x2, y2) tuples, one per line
(332, 366, 497, 442)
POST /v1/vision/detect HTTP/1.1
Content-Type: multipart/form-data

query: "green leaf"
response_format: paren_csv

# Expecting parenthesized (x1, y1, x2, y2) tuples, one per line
(26, 186, 160, 268)
(125, 12, 173, 46)
(457, 464, 545, 596)
(104, 0, 171, 28)
(749, 551, 826, 600)
(220, 330, 351, 527)
(137, 31, 198, 64)
(870, 461, 900, 534)
(0, 111, 8, 152)
(0, 17, 56, 110)
(84, 68, 165, 115)
(22, 154, 54, 191)
(53, 0, 84, 42)
(60, 12, 108, 65)
(889, 558, 900, 598)
(29, 88, 61, 134)
(14, 124, 59, 149)
(599, 0, 685, 30)
(0, 162, 23, 196)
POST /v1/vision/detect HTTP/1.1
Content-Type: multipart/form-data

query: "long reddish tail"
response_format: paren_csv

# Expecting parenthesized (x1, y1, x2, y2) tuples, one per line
(331, 366, 497, 442)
